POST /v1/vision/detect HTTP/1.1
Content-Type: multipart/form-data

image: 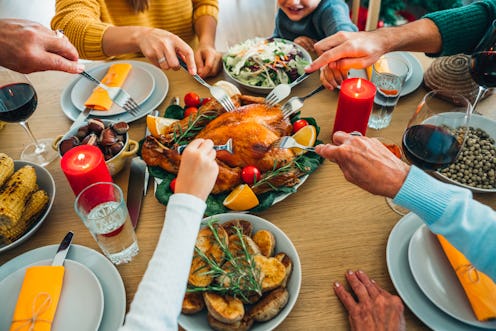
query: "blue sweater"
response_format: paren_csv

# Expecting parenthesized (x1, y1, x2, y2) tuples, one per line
(273, 0, 357, 41)
(394, 166, 496, 281)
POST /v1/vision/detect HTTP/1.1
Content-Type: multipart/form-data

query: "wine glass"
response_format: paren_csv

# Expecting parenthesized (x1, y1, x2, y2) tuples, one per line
(469, 19, 496, 108)
(0, 67, 58, 166)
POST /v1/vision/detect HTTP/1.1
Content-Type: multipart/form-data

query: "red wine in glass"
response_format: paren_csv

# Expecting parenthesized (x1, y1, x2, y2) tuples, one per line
(0, 83, 37, 122)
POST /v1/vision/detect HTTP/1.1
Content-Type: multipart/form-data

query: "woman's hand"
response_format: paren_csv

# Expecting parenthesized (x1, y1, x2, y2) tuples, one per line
(334, 270, 406, 331)
(195, 43, 222, 78)
(137, 28, 197, 75)
(314, 132, 410, 198)
(175, 139, 219, 201)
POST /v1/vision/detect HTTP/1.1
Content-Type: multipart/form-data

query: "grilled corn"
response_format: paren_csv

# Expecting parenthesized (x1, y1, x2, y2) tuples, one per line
(0, 165, 37, 229)
(0, 190, 49, 243)
(0, 153, 14, 187)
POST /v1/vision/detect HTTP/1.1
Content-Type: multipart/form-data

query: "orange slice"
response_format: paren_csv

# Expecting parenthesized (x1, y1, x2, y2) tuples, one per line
(223, 184, 259, 211)
(146, 115, 178, 137)
(291, 124, 316, 155)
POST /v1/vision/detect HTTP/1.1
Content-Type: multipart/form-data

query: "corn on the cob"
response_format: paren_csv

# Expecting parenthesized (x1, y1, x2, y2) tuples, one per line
(0, 165, 37, 229)
(0, 153, 14, 188)
(0, 189, 49, 243)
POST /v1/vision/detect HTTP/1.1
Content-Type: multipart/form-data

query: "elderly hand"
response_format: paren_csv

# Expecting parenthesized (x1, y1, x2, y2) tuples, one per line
(334, 270, 406, 331)
(195, 43, 222, 78)
(314, 132, 409, 198)
(175, 139, 219, 201)
(138, 28, 197, 75)
(0, 19, 82, 74)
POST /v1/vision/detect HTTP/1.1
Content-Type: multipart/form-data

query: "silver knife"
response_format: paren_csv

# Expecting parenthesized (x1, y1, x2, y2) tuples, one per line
(52, 231, 74, 266)
(69, 107, 92, 130)
(127, 157, 147, 229)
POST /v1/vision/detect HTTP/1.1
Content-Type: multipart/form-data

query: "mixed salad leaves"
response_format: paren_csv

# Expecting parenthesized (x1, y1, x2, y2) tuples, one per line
(223, 38, 310, 88)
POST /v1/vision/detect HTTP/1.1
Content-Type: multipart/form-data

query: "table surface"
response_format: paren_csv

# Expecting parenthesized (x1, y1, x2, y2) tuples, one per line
(1, 53, 495, 330)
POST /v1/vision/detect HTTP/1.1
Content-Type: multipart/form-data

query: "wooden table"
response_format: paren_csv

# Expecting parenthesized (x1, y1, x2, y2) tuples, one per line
(1, 54, 495, 330)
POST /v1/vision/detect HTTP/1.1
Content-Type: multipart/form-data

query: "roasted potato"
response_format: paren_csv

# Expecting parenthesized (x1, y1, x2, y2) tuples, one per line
(222, 219, 254, 237)
(254, 255, 287, 292)
(228, 234, 260, 257)
(204, 292, 245, 324)
(182, 292, 205, 314)
(253, 230, 276, 257)
(274, 252, 293, 288)
(249, 287, 289, 322)
(207, 313, 254, 331)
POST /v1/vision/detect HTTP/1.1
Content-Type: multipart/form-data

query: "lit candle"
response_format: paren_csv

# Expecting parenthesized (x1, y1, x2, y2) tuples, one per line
(60, 145, 113, 196)
(333, 78, 376, 136)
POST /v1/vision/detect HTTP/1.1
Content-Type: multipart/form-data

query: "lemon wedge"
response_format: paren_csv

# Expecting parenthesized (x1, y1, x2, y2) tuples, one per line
(223, 184, 259, 211)
(214, 80, 241, 97)
(146, 115, 178, 137)
(291, 124, 317, 155)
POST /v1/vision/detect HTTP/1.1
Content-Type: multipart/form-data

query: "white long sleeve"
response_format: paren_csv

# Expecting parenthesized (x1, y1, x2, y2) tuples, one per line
(119, 193, 206, 331)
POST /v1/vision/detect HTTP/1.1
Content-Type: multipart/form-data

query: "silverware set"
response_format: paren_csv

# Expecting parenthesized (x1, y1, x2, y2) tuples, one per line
(281, 85, 325, 118)
(264, 73, 309, 106)
(276, 136, 316, 152)
(176, 138, 233, 154)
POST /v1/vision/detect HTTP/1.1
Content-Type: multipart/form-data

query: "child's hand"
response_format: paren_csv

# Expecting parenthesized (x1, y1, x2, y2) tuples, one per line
(175, 139, 219, 201)
(294, 36, 317, 54)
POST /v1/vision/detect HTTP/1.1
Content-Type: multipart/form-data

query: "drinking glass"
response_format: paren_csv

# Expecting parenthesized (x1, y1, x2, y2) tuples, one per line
(0, 67, 58, 166)
(75, 182, 139, 265)
(469, 19, 496, 108)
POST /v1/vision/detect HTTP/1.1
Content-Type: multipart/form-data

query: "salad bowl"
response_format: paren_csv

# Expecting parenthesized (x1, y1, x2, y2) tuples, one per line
(223, 38, 312, 95)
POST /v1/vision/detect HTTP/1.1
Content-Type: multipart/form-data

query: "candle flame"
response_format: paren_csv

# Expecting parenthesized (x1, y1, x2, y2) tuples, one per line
(357, 78, 362, 89)
(77, 153, 85, 161)
(76, 153, 90, 170)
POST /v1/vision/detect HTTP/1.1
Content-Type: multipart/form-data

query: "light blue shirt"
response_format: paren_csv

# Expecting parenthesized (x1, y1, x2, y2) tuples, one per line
(273, 0, 357, 41)
(394, 166, 496, 281)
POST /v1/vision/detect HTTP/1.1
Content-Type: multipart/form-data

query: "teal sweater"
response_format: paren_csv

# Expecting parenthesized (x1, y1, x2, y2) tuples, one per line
(424, 0, 496, 56)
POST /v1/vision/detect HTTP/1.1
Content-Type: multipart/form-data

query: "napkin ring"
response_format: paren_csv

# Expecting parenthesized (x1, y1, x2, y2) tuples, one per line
(11, 292, 53, 331)
(456, 263, 480, 283)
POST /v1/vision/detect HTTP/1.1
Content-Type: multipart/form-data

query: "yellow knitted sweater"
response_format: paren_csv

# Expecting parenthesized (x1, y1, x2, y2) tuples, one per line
(52, 0, 218, 60)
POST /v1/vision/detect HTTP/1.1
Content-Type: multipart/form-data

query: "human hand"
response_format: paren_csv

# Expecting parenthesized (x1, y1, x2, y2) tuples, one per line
(175, 139, 219, 201)
(138, 28, 197, 75)
(0, 19, 82, 74)
(195, 43, 222, 78)
(294, 36, 317, 54)
(314, 131, 409, 198)
(334, 270, 406, 331)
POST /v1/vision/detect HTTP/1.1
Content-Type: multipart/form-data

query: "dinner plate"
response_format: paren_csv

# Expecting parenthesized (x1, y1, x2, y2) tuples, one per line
(178, 213, 302, 331)
(349, 51, 423, 97)
(0, 259, 104, 331)
(409, 225, 496, 329)
(61, 60, 168, 123)
(386, 213, 488, 331)
(0, 244, 126, 331)
(71, 65, 155, 116)
(0, 161, 56, 253)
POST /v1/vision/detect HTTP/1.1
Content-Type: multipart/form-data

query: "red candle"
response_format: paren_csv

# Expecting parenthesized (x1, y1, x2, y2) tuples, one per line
(333, 78, 376, 136)
(60, 145, 113, 196)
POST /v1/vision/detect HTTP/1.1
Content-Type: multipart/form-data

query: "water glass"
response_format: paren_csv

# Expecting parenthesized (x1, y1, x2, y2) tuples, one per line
(75, 182, 139, 264)
(368, 55, 410, 129)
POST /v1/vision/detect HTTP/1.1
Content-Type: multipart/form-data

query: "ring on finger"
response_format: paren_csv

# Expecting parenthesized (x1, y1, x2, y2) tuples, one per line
(158, 57, 167, 64)
(54, 29, 64, 38)
(350, 131, 363, 137)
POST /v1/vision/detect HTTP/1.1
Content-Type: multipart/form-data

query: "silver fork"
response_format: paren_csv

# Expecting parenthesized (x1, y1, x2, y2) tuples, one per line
(177, 58, 236, 112)
(79, 71, 142, 116)
(281, 85, 326, 118)
(265, 73, 309, 107)
(276, 136, 315, 152)
(176, 138, 233, 154)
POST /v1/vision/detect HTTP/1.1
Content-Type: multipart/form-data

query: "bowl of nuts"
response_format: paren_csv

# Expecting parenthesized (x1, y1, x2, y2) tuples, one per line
(53, 119, 139, 176)
(433, 114, 496, 193)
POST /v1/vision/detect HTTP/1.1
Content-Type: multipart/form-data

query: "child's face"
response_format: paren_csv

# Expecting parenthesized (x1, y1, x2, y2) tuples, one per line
(278, 0, 321, 22)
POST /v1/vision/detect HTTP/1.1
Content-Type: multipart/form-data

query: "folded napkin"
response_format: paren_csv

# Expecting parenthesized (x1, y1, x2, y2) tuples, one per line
(84, 63, 132, 111)
(437, 235, 496, 321)
(10, 266, 65, 331)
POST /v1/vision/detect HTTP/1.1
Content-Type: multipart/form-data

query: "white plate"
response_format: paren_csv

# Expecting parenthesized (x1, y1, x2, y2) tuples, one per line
(178, 213, 302, 331)
(61, 60, 168, 123)
(409, 225, 496, 329)
(386, 213, 488, 331)
(0, 161, 56, 253)
(349, 51, 423, 97)
(71, 65, 155, 116)
(0, 259, 104, 331)
(0, 245, 126, 331)
(433, 113, 496, 193)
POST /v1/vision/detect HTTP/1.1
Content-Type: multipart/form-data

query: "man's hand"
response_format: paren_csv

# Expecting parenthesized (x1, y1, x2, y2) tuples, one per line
(334, 270, 406, 331)
(0, 19, 83, 74)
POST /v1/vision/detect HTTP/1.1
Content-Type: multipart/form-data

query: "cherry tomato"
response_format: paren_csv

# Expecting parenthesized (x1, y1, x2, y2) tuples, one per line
(200, 97, 212, 106)
(184, 107, 198, 118)
(170, 178, 177, 192)
(184, 92, 201, 107)
(292, 119, 309, 133)
(241, 165, 261, 185)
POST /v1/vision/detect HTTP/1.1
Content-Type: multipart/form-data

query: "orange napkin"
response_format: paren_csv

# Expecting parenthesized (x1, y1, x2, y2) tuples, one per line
(84, 63, 132, 111)
(437, 235, 496, 321)
(10, 266, 65, 331)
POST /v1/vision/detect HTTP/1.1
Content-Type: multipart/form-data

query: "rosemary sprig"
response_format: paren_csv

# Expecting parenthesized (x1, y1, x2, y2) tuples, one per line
(172, 112, 217, 145)
(252, 154, 309, 189)
(187, 219, 262, 300)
